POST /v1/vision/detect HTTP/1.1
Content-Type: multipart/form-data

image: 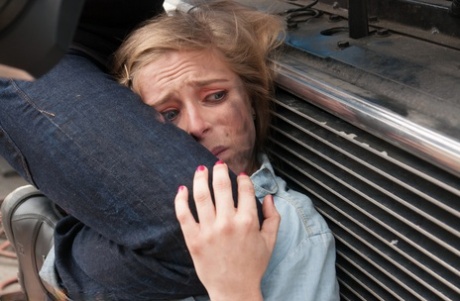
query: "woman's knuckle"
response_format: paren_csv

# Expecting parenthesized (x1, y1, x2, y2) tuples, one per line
(188, 241, 203, 254)
(213, 177, 230, 192)
(194, 191, 209, 204)
(238, 214, 255, 228)
(216, 220, 234, 235)
(176, 211, 188, 223)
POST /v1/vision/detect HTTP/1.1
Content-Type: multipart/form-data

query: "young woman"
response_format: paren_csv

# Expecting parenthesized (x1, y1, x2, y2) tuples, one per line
(114, 1, 339, 300)
(3, 1, 338, 300)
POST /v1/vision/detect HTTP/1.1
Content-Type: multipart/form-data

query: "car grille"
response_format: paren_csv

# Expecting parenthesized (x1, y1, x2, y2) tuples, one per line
(268, 87, 460, 300)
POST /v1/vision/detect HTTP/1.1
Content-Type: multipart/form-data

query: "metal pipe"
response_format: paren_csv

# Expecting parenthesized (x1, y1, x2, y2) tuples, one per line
(272, 59, 460, 178)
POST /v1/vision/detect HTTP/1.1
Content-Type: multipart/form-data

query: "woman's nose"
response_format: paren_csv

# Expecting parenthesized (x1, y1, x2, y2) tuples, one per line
(186, 108, 210, 140)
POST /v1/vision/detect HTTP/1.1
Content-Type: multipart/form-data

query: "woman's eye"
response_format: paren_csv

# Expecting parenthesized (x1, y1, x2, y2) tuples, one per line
(161, 110, 179, 121)
(206, 91, 227, 102)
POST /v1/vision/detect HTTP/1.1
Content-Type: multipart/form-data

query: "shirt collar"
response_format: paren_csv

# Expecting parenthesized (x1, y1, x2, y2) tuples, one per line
(250, 153, 279, 199)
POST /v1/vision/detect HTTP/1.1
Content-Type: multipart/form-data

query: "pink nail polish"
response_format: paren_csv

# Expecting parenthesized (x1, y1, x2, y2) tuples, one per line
(215, 160, 224, 165)
(238, 172, 247, 176)
(178, 185, 185, 192)
(197, 165, 206, 171)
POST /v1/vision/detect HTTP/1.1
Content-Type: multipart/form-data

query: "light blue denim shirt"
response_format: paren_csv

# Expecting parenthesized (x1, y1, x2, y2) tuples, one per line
(253, 154, 339, 301)
(177, 154, 340, 301)
(41, 154, 339, 300)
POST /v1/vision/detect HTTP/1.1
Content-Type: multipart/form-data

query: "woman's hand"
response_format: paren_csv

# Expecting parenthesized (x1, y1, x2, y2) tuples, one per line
(175, 161, 280, 301)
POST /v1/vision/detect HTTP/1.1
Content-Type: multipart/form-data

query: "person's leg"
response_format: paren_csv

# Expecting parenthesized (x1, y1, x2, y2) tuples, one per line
(0, 50, 251, 300)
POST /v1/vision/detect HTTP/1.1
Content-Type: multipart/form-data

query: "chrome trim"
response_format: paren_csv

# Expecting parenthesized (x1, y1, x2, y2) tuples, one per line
(273, 60, 460, 178)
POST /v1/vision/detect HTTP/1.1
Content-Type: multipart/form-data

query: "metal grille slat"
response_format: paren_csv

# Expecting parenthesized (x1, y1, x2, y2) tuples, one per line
(269, 118, 460, 256)
(270, 94, 460, 237)
(272, 98, 460, 212)
(337, 244, 430, 301)
(269, 136, 459, 284)
(272, 97, 460, 211)
(330, 205, 457, 296)
(270, 146, 460, 291)
(336, 252, 403, 301)
(336, 271, 380, 301)
(271, 110, 460, 239)
(336, 271, 376, 301)
(336, 241, 445, 301)
(267, 89, 460, 300)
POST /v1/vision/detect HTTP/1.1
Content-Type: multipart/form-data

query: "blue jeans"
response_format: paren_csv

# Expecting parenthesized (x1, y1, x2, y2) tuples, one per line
(0, 51, 258, 300)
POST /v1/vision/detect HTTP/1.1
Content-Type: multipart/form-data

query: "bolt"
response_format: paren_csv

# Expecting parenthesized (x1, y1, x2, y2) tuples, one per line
(377, 28, 390, 36)
(329, 14, 342, 22)
(337, 40, 350, 49)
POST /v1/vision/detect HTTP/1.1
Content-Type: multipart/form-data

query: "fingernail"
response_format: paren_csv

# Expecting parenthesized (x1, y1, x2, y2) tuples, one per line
(197, 165, 206, 172)
(238, 172, 247, 176)
(215, 160, 224, 165)
(178, 185, 186, 192)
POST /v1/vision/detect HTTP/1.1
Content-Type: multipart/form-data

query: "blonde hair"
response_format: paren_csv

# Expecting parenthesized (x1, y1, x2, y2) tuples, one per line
(113, 0, 284, 155)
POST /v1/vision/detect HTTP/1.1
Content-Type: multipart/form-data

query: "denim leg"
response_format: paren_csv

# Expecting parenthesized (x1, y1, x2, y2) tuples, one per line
(0, 51, 247, 300)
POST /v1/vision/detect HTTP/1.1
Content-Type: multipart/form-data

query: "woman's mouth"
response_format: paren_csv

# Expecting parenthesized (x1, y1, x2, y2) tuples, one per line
(211, 146, 228, 158)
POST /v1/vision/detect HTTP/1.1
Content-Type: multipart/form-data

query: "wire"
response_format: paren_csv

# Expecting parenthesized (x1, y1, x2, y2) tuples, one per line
(280, 0, 322, 28)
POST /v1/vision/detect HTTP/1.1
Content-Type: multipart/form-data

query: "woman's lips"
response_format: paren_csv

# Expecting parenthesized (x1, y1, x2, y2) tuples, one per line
(211, 146, 228, 158)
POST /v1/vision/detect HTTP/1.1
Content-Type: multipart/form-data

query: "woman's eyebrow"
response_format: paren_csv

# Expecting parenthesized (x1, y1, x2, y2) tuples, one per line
(192, 78, 230, 87)
(146, 78, 231, 106)
(144, 92, 172, 107)
(150, 95, 172, 107)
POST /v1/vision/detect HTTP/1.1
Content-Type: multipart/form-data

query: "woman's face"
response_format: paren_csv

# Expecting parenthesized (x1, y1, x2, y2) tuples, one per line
(133, 49, 256, 175)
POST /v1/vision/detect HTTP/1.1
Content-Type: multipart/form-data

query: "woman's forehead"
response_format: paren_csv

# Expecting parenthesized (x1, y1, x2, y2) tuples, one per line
(134, 50, 249, 105)
(135, 50, 240, 90)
